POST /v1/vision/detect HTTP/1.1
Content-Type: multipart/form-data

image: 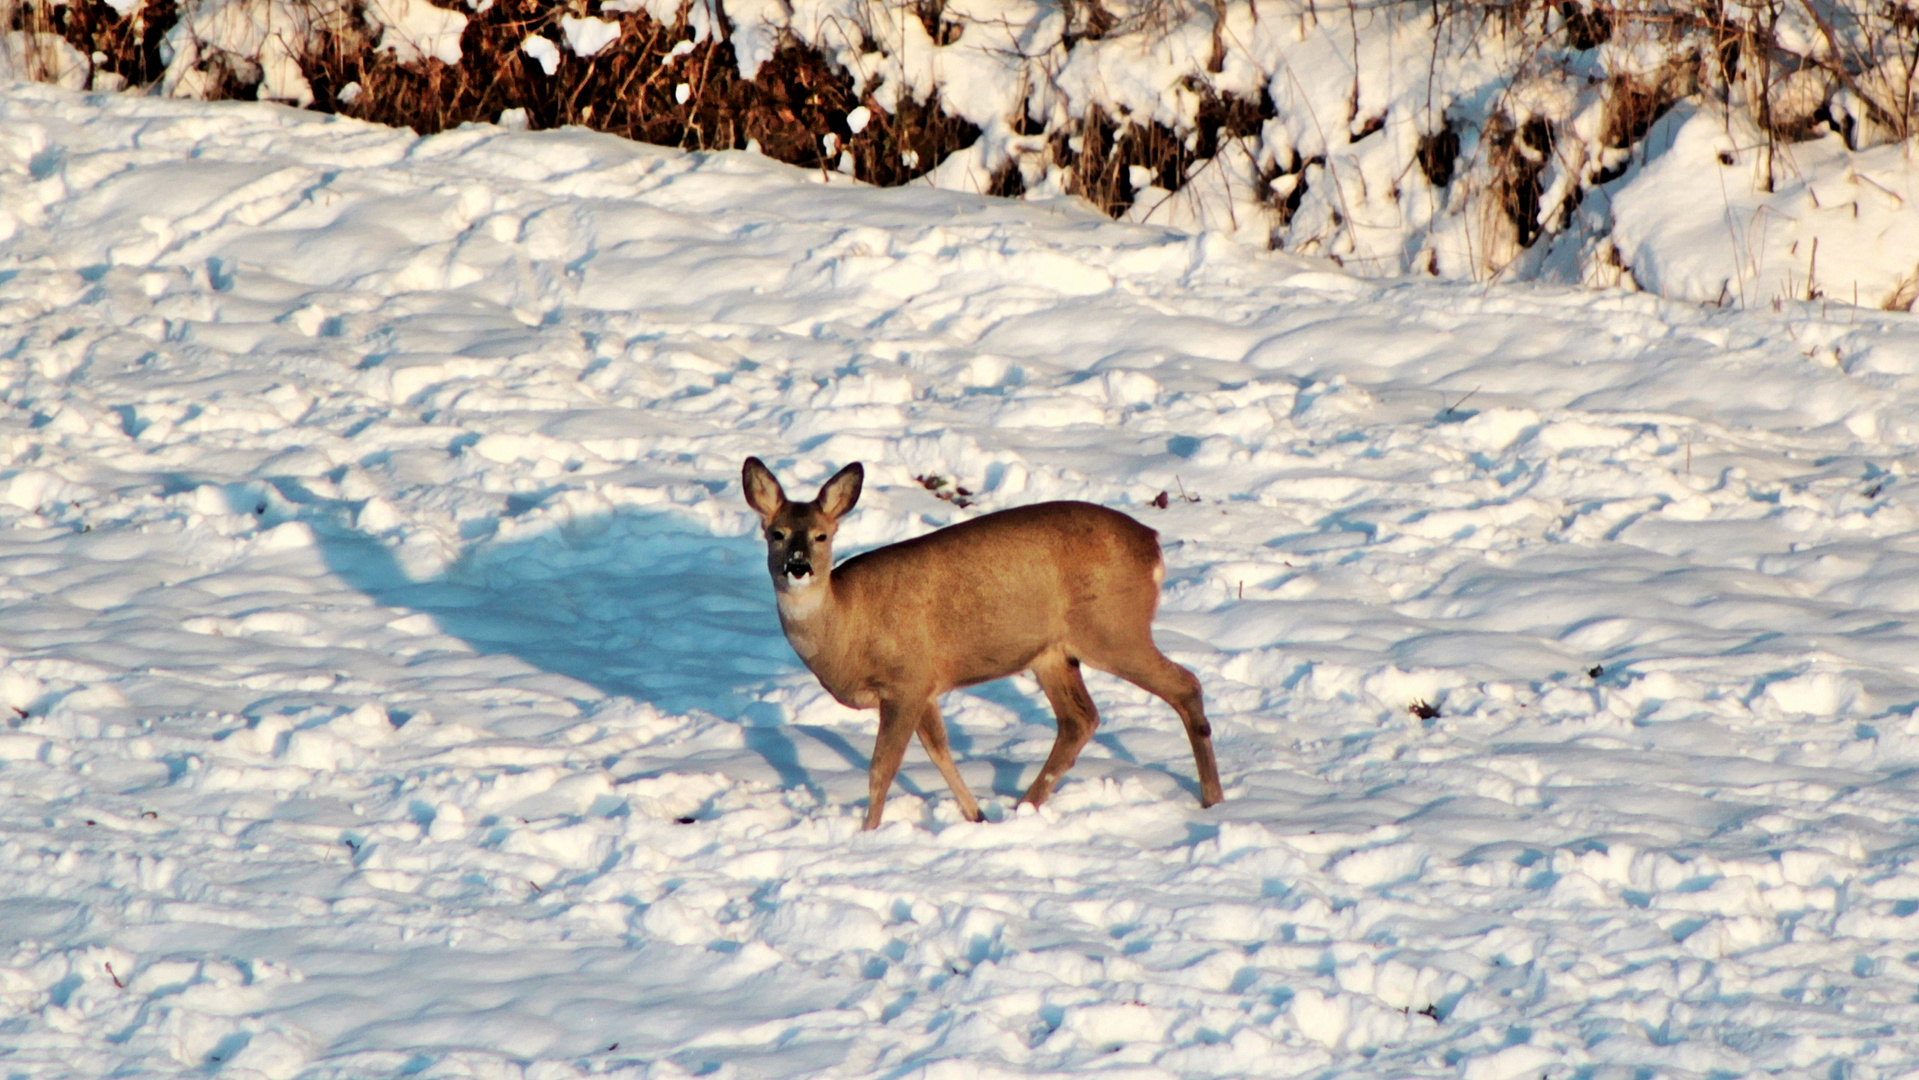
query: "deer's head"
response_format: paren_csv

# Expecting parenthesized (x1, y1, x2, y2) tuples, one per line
(742, 458, 863, 594)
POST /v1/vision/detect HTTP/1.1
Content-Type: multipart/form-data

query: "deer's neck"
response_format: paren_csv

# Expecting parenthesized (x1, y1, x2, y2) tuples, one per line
(775, 574, 869, 706)
(776, 572, 840, 659)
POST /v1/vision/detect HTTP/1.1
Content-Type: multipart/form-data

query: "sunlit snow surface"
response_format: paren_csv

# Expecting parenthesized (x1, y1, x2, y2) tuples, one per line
(6, 84, 1919, 1079)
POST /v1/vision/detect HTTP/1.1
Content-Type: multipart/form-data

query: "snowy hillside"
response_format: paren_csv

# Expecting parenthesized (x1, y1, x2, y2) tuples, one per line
(11, 0, 1919, 307)
(5, 83, 1919, 1078)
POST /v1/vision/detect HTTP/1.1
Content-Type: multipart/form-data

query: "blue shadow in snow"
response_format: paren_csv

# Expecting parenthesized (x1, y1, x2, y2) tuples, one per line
(308, 503, 788, 717)
(270, 483, 1033, 801)
(280, 485, 832, 793)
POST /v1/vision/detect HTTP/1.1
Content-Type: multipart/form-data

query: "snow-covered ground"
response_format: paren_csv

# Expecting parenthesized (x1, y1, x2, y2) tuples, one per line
(5, 83, 1919, 1078)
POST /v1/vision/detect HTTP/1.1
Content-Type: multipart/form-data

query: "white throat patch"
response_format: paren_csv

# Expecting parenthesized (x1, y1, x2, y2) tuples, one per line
(776, 576, 828, 623)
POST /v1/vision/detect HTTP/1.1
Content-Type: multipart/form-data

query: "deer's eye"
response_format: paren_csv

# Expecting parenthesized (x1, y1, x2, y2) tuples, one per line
(813, 533, 827, 542)
(770, 529, 787, 541)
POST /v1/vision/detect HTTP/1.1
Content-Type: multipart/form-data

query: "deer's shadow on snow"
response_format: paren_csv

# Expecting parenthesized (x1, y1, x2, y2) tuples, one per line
(303, 497, 1058, 800)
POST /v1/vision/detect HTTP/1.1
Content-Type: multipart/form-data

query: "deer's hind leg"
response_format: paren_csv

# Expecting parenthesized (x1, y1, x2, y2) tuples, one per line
(915, 701, 984, 823)
(1022, 650, 1100, 808)
(1097, 648, 1223, 808)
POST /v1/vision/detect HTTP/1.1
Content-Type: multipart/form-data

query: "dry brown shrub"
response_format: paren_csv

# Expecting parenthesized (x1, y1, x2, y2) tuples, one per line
(1041, 86, 1270, 215)
(298, 0, 981, 183)
(1600, 57, 1695, 154)
(1482, 111, 1553, 248)
(7, 0, 174, 88)
(1417, 122, 1461, 187)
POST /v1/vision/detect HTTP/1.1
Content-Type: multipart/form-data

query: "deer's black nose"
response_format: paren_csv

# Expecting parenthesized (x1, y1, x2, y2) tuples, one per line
(784, 552, 813, 578)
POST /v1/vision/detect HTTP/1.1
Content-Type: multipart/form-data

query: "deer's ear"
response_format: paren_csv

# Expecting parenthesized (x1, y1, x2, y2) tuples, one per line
(742, 457, 787, 523)
(816, 462, 864, 521)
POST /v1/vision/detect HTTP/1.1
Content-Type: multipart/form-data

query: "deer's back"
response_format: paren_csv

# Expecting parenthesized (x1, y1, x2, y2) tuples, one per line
(831, 501, 1162, 688)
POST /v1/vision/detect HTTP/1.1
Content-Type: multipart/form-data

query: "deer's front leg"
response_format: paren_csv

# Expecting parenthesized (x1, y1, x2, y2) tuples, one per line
(916, 700, 983, 823)
(864, 696, 922, 830)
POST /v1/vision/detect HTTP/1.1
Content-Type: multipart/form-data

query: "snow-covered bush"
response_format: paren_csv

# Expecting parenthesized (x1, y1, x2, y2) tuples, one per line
(6, 0, 1915, 307)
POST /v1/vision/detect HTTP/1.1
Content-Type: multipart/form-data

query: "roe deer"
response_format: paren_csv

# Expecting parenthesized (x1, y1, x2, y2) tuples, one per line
(742, 457, 1224, 830)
